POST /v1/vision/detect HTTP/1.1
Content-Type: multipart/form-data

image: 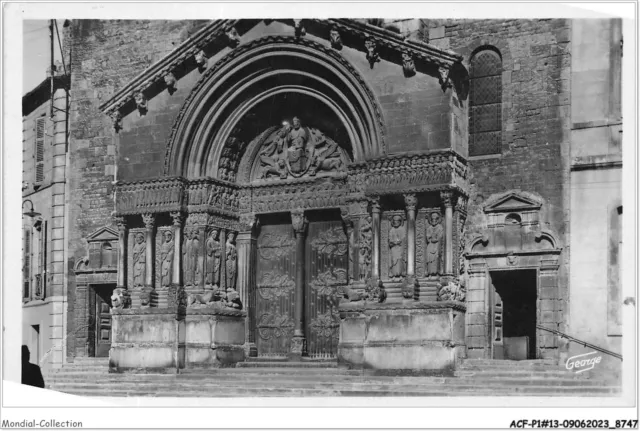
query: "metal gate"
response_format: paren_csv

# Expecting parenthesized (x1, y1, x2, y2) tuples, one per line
(255, 223, 297, 357)
(305, 219, 348, 359)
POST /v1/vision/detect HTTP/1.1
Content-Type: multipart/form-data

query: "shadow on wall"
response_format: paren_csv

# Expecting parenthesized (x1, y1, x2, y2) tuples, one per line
(21, 345, 45, 388)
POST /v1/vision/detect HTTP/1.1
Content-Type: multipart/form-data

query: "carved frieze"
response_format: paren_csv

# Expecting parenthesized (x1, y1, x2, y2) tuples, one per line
(115, 177, 186, 216)
(251, 179, 348, 214)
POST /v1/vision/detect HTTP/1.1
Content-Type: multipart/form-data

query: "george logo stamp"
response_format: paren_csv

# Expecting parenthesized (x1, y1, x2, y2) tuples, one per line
(565, 351, 602, 373)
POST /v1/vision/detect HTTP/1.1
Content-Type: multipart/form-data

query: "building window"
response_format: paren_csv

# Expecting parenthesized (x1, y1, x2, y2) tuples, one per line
(469, 48, 502, 157)
(34, 116, 45, 185)
(23, 228, 31, 300)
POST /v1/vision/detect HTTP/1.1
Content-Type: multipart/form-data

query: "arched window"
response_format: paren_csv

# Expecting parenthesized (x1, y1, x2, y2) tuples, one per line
(469, 49, 502, 157)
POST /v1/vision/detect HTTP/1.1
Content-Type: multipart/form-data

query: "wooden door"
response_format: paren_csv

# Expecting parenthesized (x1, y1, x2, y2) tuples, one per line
(305, 219, 348, 359)
(94, 286, 115, 357)
(255, 223, 297, 357)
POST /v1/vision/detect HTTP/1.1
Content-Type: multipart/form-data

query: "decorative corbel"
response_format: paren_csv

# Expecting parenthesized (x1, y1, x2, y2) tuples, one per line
(195, 50, 208, 71)
(329, 28, 342, 50)
(364, 37, 380, 69)
(438, 66, 452, 91)
(133, 91, 147, 116)
(402, 51, 416, 77)
(225, 26, 241, 48)
(164, 72, 177, 95)
(111, 111, 122, 132)
(293, 19, 306, 39)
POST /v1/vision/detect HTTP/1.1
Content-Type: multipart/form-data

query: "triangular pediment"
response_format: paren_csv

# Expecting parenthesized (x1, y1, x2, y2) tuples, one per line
(99, 18, 463, 119)
(483, 191, 543, 213)
(87, 226, 118, 242)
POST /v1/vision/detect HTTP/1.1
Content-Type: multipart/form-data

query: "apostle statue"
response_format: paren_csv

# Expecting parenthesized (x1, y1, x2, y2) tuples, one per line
(388, 215, 406, 278)
(426, 212, 444, 276)
(226, 231, 238, 291)
(160, 230, 174, 288)
(132, 232, 146, 288)
(205, 228, 222, 289)
(183, 229, 200, 287)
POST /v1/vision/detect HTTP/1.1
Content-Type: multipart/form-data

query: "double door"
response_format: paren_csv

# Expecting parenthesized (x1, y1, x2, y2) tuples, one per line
(254, 215, 347, 358)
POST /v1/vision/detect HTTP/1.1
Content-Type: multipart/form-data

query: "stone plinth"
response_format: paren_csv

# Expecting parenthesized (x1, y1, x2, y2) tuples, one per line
(184, 307, 246, 369)
(110, 308, 179, 373)
(110, 306, 246, 373)
(338, 301, 466, 374)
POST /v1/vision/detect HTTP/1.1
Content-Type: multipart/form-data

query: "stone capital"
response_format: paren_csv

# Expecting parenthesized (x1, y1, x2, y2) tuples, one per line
(369, 197, 381, 213)
(170, 211, 184, 227)
(142, 213, 155, 230)
(239, 213, 259, 232)
(440, 191, 455, 208)
(404, 193, 417, 212)
(291, 210, 308, 234)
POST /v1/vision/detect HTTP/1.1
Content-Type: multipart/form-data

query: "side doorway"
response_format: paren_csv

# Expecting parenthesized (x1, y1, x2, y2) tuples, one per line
(89, 284, 115, 357)
(489, 270, 538, 360)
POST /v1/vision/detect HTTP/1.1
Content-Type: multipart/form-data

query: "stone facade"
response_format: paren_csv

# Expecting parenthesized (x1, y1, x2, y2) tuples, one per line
(58, 18, 622, 371)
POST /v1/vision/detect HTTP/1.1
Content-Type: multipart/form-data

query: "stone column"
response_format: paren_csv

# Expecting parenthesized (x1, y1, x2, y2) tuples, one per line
(403, 194, 417, 299)
(370, 199, 381, 281)
(237, 214, 259, 357)
(142, 213, 156, 307)
(113, 216, 130, 307)
(169, 212, 183, 308)
(441, 191, 454, 275)
(290, 209, 308, 359)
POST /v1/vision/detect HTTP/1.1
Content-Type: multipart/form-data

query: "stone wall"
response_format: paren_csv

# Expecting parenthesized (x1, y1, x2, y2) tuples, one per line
(422, 19, 572, 353)
(64, 20, 205, 358)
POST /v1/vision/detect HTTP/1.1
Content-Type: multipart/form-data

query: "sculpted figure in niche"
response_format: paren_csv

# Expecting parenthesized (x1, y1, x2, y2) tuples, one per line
(132, 233, 146, 288)
(205, 228, 222, 289)
(388, 215, 406, 278)
(426, 212, 444, 276)
(183, 229, 201, 287)
(358, 216, 372, 281)
(160, 230, 174, 288)
(226, 231, 238, 291)
(259, 126, 287, 179)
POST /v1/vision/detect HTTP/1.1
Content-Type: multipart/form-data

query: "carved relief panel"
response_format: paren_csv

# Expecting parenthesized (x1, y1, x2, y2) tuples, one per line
(128, 228, 147, 290)
(250, 119, 349, 182)
(381, 210, 407, 281)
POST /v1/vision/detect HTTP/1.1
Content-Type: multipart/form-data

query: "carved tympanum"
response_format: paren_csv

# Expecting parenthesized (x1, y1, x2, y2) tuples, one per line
(388, 215, 406, 278)
(253, 118, 348, 181)
(426, 212, 444, 276)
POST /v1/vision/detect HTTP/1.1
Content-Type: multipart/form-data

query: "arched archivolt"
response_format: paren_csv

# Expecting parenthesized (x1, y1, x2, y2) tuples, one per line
(163, 35, 387, 179)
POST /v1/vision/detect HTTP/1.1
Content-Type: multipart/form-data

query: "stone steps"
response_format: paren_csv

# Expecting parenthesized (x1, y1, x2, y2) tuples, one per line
(44, 358, 621, 397)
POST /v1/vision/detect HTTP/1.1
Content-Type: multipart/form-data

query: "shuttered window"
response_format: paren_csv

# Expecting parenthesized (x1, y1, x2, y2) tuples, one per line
(35, 117, 45, 184)
(469, 49, 502, 156)
(23, 229, 31, 299)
